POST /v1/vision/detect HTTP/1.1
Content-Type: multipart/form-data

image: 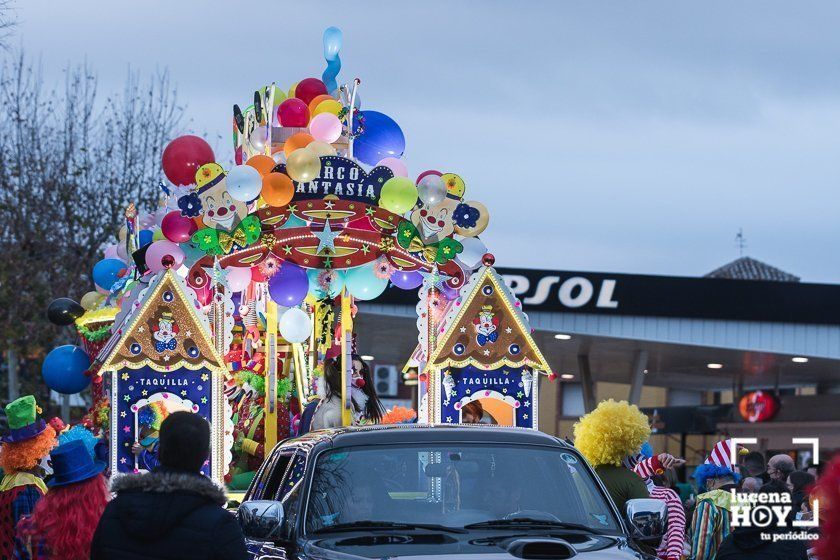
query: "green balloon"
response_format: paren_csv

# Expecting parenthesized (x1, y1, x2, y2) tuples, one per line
(379, 177, 418, 214)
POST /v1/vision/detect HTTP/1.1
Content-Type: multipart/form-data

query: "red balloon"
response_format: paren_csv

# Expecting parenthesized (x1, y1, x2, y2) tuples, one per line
(161, 211, 198, 243)
(277, 99, 310, 127)
(294, 78, 328, 106)
(162, 135, 215, 186)
(251, 266, 267, 283)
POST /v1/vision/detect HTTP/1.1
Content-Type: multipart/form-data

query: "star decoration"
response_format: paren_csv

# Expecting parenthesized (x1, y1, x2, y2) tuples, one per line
(181, 390, 187, 396)
(459, 327, 467, 333)
(465, 388, 471, 395)
(138, 326, 145, 333)
(287, 204, 297, 213)
(128, 385, 134, 391)
(123, 426, 131, 433)
(123, 395, 130, 402)
(282, 245, 292, 255)
(324, 200, 335, 209)
(361, 244, 370, 255)
(516, 391, 524, 398)
(502, 388, 508, 394)
(523, 414, 529, 419)
(120, 457, 127, 464)
(121, 373, 130, 381)
(201, 373, 209, 381)
(313, 220, 342, 255)
(483, 349, 490, 356)
(201, 397, 208, 404)
(505, 327, 512, 334)
(163, 355, 171, 362)
(323, 256, 333, 268)
(446, 416, 453, 422)
(142, 390, 148, 396)
(365, 207, 375, 217)
(524, 401, 531, 408)
(185, 330, 192, 337)
(120, 411, 127, 418)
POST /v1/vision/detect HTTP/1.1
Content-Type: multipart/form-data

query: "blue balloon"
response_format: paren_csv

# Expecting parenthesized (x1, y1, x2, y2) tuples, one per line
(268, 262, 309, 306)
(42, 345, 91, 394)
(352, 111, 405, 166)
(322, 26, 343, 93)
(139, 229, 154, 246)
(345, 264, 388, 301)
(390, 270, 424, 290)
(92, 258, 126, 290)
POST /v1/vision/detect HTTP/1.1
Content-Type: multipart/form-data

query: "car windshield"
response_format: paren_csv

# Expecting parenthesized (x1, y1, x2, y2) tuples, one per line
(304, 444, 620, 534)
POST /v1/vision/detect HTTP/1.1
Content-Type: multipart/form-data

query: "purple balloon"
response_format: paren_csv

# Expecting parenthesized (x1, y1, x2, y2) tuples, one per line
(390, 270, 424, 290)
(268, 262, 309, 306)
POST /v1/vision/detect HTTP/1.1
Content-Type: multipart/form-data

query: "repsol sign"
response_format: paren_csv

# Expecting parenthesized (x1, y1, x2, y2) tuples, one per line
(503, 274, 619, 310)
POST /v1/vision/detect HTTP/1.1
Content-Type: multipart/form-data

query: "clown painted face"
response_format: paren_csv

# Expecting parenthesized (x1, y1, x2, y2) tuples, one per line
(199, 179, 248, 231)
(153, 318, 177, 344)
(473, 307, 499, 346)
(411, 198, 459, 243)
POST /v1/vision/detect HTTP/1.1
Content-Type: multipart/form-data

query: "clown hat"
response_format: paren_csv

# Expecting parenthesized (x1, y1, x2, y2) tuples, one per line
(2, 395, 48, 443)
(47, 439, 106, 488)
(704, 438, 749, 469)
(194, 163, 225, 194)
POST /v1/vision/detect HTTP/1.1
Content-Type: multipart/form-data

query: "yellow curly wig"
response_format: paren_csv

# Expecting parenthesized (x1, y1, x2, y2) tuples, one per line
(0, 425, 57, 473)
(573, 399, 650, 468)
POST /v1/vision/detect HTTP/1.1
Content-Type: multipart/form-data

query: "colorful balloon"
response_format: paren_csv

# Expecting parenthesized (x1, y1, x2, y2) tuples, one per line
(161, 211, 197, 243)
(42, 345, 91, 394)
(92, 259, 126, 290)
(225, 267, 252, 292)
(226, 165, 263, 202)
(278, 98, 310, 128)
(353, 111, 405, 166)
(284, 132, 314, 157)
(309, 112, 343, 144)
(80, 291, 103, 311)
(457, 237, 488, 270)
(47, 298, 85, 326)
(146, 240, 185, 273)
(248, 126, 269, 151)
(313, 99, 343, 117)
(390, 270, 423, 290)
(322, 26, 343, 93)
(308, 94, 335, 116)
(379, 177, 418, 214)
(295, 78, 328, 106)
(278, 307, 312, 343)
(268, 262, 309, 306)
(377, 157, 408, 178)
(286, 148, 322, 183)
(417, 173, 447, 206)
(246, 154, 276, 176)
(345, 264, 389, 300)
(103, 244, 122, 262)
(307, 269, 345, 298)
(306, 141, 337, 158)
(139, 229, 154, 247)
(261, 173, 295, 207)
(161, 135, 215, 187)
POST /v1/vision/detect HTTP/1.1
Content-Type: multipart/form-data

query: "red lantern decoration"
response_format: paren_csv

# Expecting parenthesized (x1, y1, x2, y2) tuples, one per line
(739, 390, 780, 423)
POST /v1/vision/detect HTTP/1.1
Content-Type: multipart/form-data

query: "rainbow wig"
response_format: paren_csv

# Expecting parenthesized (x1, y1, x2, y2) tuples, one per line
(693, 463, 741, 492)
(573, 399, 651, 468)
(0, 425, 57, 473)
(138, 401, 169, 430)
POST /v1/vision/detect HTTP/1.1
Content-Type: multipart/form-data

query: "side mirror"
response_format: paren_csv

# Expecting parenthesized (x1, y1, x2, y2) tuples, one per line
(625, 498, 667, 541)
(238, 500, 286, 541)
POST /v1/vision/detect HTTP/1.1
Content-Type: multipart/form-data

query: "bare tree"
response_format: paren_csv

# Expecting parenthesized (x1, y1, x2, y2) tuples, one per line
(0, 54, 184, 409)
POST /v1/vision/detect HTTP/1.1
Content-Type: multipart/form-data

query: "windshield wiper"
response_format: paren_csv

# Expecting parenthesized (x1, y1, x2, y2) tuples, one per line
(314, 520, 467, 534)
(464, 518, 604, 533)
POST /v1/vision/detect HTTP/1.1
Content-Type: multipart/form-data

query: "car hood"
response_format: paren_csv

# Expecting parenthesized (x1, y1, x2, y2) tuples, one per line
(304, 533, 653, 559)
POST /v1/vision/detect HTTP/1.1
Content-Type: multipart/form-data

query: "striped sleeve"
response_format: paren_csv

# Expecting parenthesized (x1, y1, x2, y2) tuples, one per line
(633, 455, 663, 479)
(651, 486, 686, 560)
(690, 500, 719, 560)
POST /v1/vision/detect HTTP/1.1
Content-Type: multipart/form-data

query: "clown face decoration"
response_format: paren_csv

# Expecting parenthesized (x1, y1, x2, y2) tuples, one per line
(152, 312, 179, 352)
(411, 198, 459, 244)
(190, 163, 248, 232)
(473, 305, 499, 346)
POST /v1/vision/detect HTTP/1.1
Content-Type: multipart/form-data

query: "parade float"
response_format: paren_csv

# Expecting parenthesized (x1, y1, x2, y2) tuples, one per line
(40, 27, 555, 487)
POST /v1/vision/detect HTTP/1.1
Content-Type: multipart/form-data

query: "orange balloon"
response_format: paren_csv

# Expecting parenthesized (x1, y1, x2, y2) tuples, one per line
(283, 132, 314, 157)
(308, 94, 334, 116)
(246, 154, 275, 176)
(262, 173, 295, 207)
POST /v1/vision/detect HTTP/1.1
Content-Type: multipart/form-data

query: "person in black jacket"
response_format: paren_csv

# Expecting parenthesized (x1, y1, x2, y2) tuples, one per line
(716, 482, 808, 560)
(90, 411, 247, 560)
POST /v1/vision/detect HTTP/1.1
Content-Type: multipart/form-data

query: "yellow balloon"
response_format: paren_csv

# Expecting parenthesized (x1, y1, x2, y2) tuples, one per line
(286, 148, 322, 183)
(80, 291, 104, 311)
(306, 141, 337, 157)
(287, 82, 299, 100)
(269, 85, 286, 107)
(313, 99, 343, 117)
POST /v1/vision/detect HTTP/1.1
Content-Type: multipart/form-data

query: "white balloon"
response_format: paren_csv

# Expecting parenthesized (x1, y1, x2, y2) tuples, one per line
(278, 307, 312, 343)
(226, 165, 262, 202)
(457, 237, 487, 270)
(249, 126, 269, 151)
(418, 174, 447, 206)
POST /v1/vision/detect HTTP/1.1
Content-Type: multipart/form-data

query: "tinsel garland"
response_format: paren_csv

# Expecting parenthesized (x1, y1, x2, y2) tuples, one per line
(77, 323, 113, 342)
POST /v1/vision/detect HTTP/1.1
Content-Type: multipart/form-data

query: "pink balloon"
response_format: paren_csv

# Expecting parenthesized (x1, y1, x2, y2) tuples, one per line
(225, 267, 252, 292)
(308, 113, 342, 144)
(278, 98, 310, 127)
(161, 211, 198, 243)
(103, 244, 123, 261)
(377, 157, 408, 178)
(146, 240, 185, 273)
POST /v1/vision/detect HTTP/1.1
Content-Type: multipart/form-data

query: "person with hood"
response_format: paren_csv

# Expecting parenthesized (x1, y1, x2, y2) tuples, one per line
(0, 396, 57, 559)
(689, 439, 744, 560)
(716, 481, 808, 560)
(14, 439, 108, 560)
(90, 411, 247, 560)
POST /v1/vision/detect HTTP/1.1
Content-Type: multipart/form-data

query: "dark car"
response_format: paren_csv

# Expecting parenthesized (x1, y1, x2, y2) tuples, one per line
(237, 425, 665, 559)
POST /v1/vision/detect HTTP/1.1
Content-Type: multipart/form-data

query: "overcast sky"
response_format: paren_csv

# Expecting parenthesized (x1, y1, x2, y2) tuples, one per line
(12, 1, 840, 282)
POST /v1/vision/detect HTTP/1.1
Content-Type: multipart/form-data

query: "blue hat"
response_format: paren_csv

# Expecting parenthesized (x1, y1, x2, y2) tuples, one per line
(47, 440, 106, 488)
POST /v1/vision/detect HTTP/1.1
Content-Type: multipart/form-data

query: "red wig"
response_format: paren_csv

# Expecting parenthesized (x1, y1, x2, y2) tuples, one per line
(815, 456, 840, 560)
(18, 473, 109, 560)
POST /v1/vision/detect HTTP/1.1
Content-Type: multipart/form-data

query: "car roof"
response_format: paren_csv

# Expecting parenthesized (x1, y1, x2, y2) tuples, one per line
(286, 424, 571, 449)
